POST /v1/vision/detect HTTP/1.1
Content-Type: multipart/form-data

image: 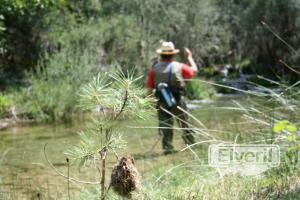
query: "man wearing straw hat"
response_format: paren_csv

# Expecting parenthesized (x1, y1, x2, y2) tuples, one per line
(146, 41, 198, 155)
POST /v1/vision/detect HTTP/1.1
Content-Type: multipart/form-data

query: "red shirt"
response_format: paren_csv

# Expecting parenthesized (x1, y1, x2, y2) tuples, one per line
(146, 63, 195, 89)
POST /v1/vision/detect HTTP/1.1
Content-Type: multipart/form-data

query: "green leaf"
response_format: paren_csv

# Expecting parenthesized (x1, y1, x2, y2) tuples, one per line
(288, 144, 300, 152)
(285, 134, 298, 142)
(280, 120, 290, 125)
(273, 120, 297, 133)
(273, 122, 285, 132)
(286, 124, 297, 132)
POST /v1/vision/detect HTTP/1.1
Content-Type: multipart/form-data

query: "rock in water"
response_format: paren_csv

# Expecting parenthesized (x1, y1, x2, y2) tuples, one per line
(110, 157, 140, 198)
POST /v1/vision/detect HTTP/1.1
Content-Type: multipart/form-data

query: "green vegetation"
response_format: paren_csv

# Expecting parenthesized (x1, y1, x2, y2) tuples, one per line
(66, 70, 154, 198)
(186, 79, 216, 100)
(1, 86, 300, 198)
(0, 0, 299, 122)
(215, 0, 300, 78)
(75, 75, 300, 199)
(0, 93, 12, 118)
(1, 1, 300, 199)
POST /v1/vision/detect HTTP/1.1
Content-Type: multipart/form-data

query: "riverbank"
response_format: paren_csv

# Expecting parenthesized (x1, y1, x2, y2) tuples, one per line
(0, 117, 34, 131)
(0, 118, 17, 130)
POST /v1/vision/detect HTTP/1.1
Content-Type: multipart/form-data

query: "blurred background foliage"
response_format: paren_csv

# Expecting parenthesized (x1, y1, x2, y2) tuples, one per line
(0, 0, 299, 122)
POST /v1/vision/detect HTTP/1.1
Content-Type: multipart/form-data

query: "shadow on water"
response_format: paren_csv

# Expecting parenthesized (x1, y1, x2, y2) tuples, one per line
(34, 132, 75, 140)
(132, 152, 162, 160)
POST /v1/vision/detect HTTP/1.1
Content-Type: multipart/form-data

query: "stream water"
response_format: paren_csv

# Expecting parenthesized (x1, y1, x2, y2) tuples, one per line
(0, 96, 271, 199)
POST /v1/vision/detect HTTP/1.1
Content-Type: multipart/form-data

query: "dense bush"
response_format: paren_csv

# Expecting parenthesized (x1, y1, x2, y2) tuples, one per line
(15, 14, 155, 122)
(16, 21, 106, 122)
(186, 79, 216, 100)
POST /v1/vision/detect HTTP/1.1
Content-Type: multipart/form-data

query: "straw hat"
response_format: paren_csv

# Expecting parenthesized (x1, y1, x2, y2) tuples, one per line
(156, 41, 180, 55)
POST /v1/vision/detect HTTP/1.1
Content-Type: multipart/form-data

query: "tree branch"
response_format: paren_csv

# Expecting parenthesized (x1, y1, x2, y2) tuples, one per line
(113, 89, 128, 120)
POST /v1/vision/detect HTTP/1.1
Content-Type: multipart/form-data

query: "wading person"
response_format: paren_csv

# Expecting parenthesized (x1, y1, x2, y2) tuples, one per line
(146, 41, 198, 155)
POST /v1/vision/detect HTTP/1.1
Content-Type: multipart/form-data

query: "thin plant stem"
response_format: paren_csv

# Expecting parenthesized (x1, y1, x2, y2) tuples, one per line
(114, 89, 128, 120)
(100, 146, 108, 200)
(66, 158, 70, 200)
(279, 60, 300, 76)
(261, 21, 298, 55)
(101, 158, 106, 199)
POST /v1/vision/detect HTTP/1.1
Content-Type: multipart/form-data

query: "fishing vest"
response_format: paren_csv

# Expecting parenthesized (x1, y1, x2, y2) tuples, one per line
(153, 61, 186, 101)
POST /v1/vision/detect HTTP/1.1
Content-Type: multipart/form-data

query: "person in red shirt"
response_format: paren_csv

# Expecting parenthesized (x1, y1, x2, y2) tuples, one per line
(146, 41, 198, 155)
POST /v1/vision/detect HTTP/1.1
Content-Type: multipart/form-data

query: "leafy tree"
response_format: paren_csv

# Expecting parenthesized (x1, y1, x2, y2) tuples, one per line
(214, 0, 300, 79)
(0, 0, 101, 81)
(0, 0, 61, 79)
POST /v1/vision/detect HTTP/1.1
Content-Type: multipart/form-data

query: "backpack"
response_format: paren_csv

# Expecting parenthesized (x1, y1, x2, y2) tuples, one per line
(153, 62, 185, 107)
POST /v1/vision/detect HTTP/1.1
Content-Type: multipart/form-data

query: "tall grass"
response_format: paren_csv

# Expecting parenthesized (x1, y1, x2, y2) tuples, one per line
(41, 77, 298, 200)
(125, 77, 300, 199)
